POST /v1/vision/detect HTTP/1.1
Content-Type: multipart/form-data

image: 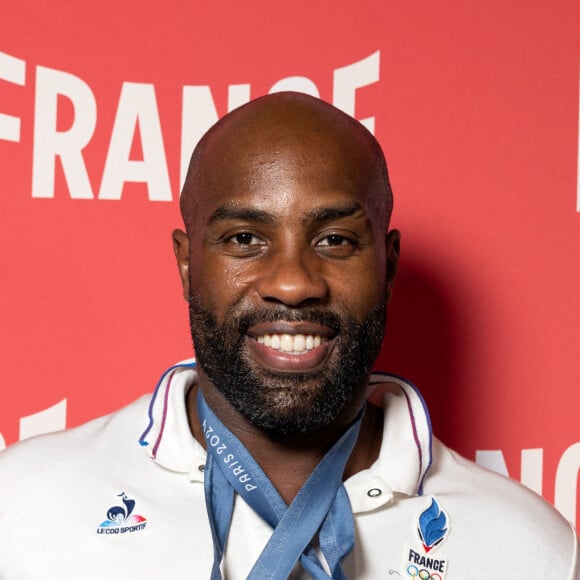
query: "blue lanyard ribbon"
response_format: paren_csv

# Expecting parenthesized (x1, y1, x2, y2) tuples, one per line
(197, 389, 363, 579)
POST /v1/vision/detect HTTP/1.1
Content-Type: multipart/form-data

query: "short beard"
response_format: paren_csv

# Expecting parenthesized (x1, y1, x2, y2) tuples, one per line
(188, 299, 386, 436)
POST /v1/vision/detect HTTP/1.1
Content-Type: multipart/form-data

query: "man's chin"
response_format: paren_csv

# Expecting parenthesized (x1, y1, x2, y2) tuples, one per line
(223, 373, 352, 436)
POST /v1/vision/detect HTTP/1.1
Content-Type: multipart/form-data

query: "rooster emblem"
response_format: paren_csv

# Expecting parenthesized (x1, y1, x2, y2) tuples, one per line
(98, 492, 146, 528)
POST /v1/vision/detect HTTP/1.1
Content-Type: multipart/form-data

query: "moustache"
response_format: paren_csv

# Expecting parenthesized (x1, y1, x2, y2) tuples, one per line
(233, 308, 344, 335)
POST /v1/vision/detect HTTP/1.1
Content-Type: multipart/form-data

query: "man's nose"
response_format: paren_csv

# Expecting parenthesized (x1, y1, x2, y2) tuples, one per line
(255, 249, 329, 308)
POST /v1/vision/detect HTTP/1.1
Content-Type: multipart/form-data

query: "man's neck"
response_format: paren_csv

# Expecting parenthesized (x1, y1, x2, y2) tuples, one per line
(186, 378, 384, 505)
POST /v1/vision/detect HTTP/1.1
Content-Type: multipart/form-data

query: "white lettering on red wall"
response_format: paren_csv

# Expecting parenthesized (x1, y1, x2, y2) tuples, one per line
(0, 50, 380, 202)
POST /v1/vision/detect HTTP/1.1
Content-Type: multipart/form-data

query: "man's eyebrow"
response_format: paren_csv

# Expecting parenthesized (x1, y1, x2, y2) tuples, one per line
(207, 204, 276, 225)
(302, 203, 364, 225)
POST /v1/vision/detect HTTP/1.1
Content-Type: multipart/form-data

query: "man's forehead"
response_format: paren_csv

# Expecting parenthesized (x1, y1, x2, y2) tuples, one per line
(180, 92, 390, 231)
(193, 165, 376, 232)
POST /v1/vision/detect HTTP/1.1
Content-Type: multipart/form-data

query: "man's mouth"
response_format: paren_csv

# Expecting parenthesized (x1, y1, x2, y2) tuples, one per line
(246, 322, 336, 372)
(256, 333, 323, 355)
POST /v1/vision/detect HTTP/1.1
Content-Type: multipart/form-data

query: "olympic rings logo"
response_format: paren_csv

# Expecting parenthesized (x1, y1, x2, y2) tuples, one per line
(406, 564, 444, 580)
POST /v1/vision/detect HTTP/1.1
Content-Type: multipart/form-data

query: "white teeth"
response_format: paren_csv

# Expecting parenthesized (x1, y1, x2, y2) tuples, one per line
(255, 333, 323, 354)
(280, 334, 293, 352)
(294, 334, 306, 352)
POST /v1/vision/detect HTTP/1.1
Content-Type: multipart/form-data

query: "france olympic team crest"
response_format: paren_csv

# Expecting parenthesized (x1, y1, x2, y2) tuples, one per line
(402, 496, 450, 580)
(96, 492, 147, 535)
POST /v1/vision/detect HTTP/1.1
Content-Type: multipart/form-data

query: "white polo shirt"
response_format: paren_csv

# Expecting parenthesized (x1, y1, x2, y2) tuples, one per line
(0, 361, 578, 579)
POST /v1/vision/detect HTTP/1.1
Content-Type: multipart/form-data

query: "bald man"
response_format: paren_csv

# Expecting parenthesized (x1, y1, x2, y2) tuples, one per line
(0, 93, 578, 579)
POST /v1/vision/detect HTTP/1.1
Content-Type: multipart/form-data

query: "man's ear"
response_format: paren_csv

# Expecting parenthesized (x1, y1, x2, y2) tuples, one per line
(172, 229, 190, 302)
(385, 229, 400, 303)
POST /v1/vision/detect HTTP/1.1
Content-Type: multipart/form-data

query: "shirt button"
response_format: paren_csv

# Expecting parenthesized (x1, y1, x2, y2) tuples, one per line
(367, 488, 382, 497)
(198, 464, 206, 472)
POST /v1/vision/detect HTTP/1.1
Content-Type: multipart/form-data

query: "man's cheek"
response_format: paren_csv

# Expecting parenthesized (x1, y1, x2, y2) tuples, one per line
(189, 277, 218, 307)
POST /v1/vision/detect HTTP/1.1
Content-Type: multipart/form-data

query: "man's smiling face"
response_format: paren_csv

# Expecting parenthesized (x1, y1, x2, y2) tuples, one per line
(174, 93, 399, 435)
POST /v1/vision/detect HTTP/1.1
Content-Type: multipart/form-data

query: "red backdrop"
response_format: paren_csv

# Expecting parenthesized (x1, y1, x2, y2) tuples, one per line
(1, 0, 579, 528)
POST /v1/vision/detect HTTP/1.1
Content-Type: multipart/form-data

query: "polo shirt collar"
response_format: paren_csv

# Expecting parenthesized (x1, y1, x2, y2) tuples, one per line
(345, 373, 433, 512)
(139, 362, 433, 511)
(139, 360, 201, 473)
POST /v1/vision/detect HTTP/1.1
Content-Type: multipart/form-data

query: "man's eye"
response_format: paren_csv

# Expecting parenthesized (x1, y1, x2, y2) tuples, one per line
(315, 233, 358, 257)
(229, 233, 264, 246)
(318, 235, 349, 247)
